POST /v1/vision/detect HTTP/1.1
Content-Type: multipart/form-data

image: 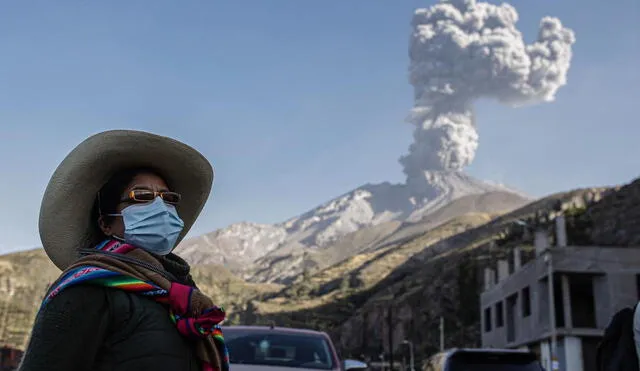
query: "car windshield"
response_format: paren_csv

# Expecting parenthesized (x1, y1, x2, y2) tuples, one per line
(224, 328, 336, 370)
(448, 351, 543, 371)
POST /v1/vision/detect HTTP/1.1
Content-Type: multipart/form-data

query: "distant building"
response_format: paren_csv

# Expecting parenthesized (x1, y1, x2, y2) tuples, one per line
(480, 217, 640, 371)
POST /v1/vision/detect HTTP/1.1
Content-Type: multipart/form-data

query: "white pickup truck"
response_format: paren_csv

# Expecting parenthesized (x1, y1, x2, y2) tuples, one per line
(223, 325, 368, 371)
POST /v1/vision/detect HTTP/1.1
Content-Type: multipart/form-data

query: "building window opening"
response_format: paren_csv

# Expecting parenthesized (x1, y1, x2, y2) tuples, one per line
(484, 307, 492, 332)
(522, 286, 531, 317)
(569, 274, 597, 328)
(506, 294, 517, 343)
(553, 274, 565, 328)
(496, 302, 504, 328)
(508, 254, 515, 274)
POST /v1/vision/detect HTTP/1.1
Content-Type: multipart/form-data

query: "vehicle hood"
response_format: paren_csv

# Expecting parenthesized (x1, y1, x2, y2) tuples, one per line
(230, 364, 338, 371)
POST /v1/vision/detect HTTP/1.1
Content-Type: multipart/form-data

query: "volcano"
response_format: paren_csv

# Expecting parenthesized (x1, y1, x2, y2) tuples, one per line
(175, 171, 530, 282)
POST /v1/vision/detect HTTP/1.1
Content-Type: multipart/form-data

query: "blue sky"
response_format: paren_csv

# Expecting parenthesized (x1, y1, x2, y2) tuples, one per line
(0, 0, 638, 252)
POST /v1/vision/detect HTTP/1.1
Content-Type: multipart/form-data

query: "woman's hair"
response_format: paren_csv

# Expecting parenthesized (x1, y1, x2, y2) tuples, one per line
(91, 167, 164, 236)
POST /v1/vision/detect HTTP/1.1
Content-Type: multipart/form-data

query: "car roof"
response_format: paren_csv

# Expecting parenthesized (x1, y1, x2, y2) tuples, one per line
(453, 348, 532, 354)
(222, 325, 329, 337)
(424, 348, 539, 369)
(429, 348, 534, 359)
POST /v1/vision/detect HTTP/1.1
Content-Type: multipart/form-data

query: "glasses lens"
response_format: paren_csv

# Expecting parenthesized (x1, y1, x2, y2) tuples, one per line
(162, 192, 181, 204)
(131, 189, 155, 202)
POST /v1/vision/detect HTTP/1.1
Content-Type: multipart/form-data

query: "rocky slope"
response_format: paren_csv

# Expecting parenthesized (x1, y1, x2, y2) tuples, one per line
(246, 190, 530, 284)
(175, 170, 530, 282)
(0, 249, 280, 350)
(0, 176, 634, 358)
(175, 222, 287, 271)
(578, 177, 640, 246)
(237, 183, 623, 362)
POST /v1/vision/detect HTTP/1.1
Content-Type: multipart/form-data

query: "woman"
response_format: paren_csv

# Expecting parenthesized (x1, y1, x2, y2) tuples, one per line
(18, 130, 227, 371)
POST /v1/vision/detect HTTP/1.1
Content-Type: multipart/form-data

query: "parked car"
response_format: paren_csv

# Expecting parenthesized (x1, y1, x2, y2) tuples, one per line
(223, 325, 368, 371)
(422, 348, 544, 371)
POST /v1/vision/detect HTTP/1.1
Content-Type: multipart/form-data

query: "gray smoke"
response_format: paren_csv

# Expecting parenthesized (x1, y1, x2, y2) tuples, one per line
(400, 0, 575, 185)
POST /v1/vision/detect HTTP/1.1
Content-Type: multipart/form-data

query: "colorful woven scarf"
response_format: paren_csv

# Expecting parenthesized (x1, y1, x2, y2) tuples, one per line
(42, 239, 229, 371)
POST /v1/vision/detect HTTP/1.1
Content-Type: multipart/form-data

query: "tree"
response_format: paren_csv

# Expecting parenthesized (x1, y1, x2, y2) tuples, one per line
(340, 276, 350, 292)
(243, 301, 258, 325)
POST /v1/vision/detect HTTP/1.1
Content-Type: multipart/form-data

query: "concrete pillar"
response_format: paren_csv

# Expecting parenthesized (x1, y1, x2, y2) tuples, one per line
(564, 337, 584, 371)
(534, 230, 549, 256)
(484, 268, 494, 291)
(480, 306, 486, 346)
(562, 274, 572, 329)
(555, 215, 567, 247)
(540, 341, 551, 371)
(513, 246, 522, 271)
(497, 260, 509, 282)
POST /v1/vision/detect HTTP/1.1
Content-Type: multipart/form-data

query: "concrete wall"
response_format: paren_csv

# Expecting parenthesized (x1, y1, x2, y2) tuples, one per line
(607, 273, 638, 311)
(552, 247, 640, 274)
(592, 275, 609, 329)
(537, 278, 550, 334)
(481, 258, 550, 347)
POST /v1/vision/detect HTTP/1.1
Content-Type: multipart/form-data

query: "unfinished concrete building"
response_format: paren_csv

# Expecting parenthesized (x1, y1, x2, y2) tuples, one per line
(480, 216, 640, 371)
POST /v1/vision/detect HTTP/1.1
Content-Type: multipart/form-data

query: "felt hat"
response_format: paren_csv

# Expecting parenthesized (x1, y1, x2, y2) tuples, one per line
(39, 129, 214, 270)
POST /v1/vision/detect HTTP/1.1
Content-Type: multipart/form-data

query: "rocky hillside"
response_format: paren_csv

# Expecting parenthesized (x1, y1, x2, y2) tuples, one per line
(0, 249, 280, 350)
(2, 176, 635, 359)
(0, 249, 56, 350)
(174, 171, 530, 280)
(579, 177, 640, 246)
(246, 190, 528, 284)
(235, 183, 623, 362)
(176, 222, 287, 272)
(0, 170, 527, 351)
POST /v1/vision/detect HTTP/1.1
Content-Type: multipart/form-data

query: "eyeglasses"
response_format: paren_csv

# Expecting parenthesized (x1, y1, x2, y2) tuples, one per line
(120, 189, 182, 205)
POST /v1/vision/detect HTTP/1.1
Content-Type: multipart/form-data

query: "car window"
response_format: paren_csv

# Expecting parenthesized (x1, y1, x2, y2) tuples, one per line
(224, 329, 335, 370)
(447, 352, 543, 371)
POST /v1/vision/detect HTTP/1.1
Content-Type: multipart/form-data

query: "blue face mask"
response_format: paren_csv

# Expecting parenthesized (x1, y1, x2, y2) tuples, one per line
(109, 197, 185, 255)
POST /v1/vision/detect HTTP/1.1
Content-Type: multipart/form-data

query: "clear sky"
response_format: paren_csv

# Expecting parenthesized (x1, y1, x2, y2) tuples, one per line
(0, 0, 638, 253)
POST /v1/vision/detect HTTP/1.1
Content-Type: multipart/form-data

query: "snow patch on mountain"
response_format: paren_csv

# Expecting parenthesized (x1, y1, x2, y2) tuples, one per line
(174, 222, 286, 268)
(280, 170, 524, 248)
(404, 170, 522, 221)
(176, 170, 529, 271)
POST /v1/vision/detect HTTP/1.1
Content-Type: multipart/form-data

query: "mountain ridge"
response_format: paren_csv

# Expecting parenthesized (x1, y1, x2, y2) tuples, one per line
(175, 170, 531, 282)
(0, 179, 631, 355)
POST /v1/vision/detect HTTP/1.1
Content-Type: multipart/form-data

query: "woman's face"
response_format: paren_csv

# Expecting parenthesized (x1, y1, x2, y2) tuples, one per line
(99, 171, 170, 238)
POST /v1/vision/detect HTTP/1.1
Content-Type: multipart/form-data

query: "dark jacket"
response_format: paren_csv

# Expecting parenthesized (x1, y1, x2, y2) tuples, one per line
(596, 305, 639, 371)
(18, 254, 201, 371)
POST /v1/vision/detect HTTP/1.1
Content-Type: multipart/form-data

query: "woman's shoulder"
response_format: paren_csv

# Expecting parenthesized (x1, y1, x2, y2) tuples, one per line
(43, 284, 111, 313)
(43, 283, 169, 324)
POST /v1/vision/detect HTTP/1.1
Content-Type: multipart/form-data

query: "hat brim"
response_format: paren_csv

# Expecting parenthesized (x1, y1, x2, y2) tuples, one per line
(39, 130, 214, 271)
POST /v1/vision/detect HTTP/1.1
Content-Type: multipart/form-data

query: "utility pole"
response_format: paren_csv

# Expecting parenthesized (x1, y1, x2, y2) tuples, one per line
(361, 311, 369, 358)
(387, 306, 394, 371)
(546, 248, 558, 371)
(521, 219, 559, 371)
(402, 340, 415, 371)
(439, 316, 444, 352)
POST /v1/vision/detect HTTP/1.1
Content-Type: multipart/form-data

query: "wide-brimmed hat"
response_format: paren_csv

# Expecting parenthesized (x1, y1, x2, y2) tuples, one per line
(39, 129, 214, 271)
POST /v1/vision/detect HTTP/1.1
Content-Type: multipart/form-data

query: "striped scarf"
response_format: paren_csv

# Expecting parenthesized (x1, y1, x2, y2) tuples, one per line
(42, 239, 229, 371)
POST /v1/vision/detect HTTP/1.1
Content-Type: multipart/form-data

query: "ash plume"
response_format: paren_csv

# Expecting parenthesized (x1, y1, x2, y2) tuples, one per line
(400, 0, 575, 190)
